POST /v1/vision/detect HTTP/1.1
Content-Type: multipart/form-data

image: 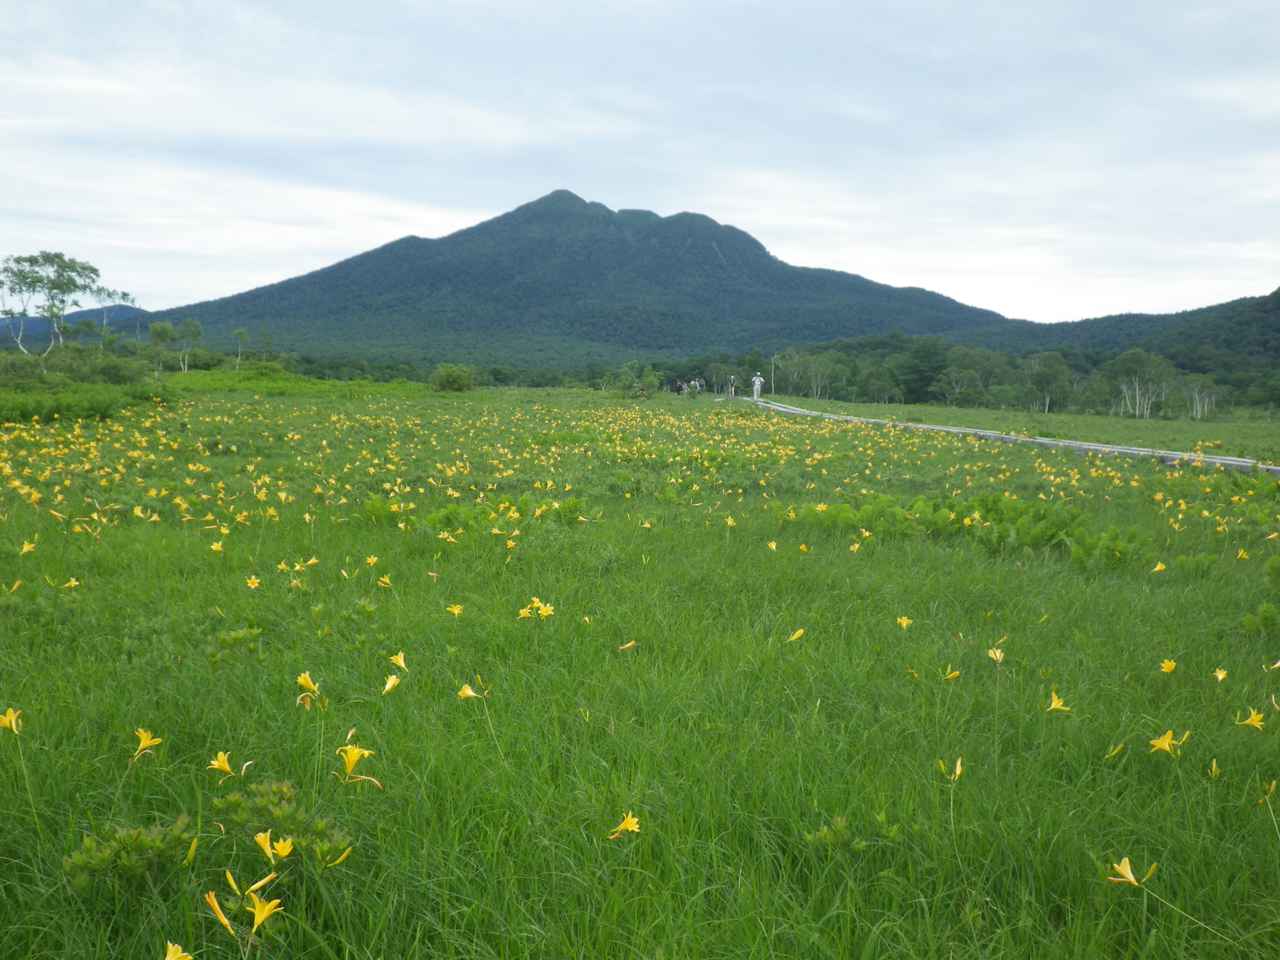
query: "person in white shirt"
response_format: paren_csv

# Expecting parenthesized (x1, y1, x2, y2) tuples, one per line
(751, 372, 765, 400)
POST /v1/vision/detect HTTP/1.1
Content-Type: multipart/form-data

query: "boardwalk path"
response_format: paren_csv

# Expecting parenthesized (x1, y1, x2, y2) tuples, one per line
(747, 398, 1280, 476)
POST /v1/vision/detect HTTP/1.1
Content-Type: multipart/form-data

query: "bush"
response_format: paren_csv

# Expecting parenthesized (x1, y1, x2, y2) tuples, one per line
(430, 363, 476, 392)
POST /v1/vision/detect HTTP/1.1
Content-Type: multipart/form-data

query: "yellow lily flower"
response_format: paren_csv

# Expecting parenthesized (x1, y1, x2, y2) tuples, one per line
(164, 942, 193, 960)
(457, 683, 481, 700)
(272, 838, 293, 861)
(446, 603, 464, 617)
(1107, 856, 1157, 886)
(1159, 659, 1176, 674)
(254, 830, 275, 863)
(389, 651, 408, 671)
(326, 846, 353, 868)
(1149, 729, 1190, 756)
(608, 810, 640, 840)
(1235, 707, 1264, 731)
(1213, 667, 1228, 682)
(0, 707, 21, 735)
(1046, 690, 1071, 713)
(937, 756, 964, 782)
(247, 891, 283, 933)
(786, 628, 805, 643)
(382, 674, 401, 695)
(987, 648, 1005, 665)
(296, 671, 320, 710)
(208, 752, 234, 776)
(132, 728, 162, 761)
(204, 890, 236, 939)
(896, 616, 912, 630)
(246, 871, 278, 895)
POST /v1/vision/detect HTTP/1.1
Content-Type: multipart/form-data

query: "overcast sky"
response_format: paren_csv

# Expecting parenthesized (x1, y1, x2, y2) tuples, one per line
(4, 1, 1278, 322)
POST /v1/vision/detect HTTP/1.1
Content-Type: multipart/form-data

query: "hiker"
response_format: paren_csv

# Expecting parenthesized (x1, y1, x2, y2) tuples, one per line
(751, 371, 765, 400)
(728, 375, 736, 400)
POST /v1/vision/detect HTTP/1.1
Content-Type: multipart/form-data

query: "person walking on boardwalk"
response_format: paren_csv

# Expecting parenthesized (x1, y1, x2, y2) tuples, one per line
(751, 371, 765, 400)
(728, 374, 736, 400)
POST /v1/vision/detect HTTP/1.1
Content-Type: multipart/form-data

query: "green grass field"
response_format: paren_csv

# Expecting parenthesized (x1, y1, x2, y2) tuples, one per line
(2, 383, 1278, 959)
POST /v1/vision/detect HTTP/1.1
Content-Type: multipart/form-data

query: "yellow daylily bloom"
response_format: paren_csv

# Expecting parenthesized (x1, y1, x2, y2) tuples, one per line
(786, 628, 805, 643)
(1149, 729, 1190, 756)
(942, 665, 960, 682)
(446, 603, 464, 617)
(987, 647, 1005, 664)
(617, 640, 637, 652)
(1208, 757, 1222, 779)
(1213, 667, 1228, 682)
(0, 707, 21, 735)
(382, 674, 401, 695)
(767, 541, 777, 551)
(183, 837, 198, 866)
(272, 837, 293, 861)
(208, 752, 234, 776)
(896, 616, 912, 630)
(254, 830, 275, 863)
(326, 846, 353, 868)
(296, 671, 320, 710)
(1151, 561, 1166, 573)
(246, 871, 278, 895)
(336, 744, 375, 776)
(224, 869, 241, 896)
(608, 810, 640, 840)
(245, 576, 260, 589)
(1104, 743, 1126, 760)
(204, 890, 236, 939)
(457, 683, 481, 700)
(165, 941, 193, 960)
(1159, 659, 1176, 674)
(132, 728, 162, 761)
(1046, 690, 1071, 713)
(1235, 707, 1264, 731)
(1107, 856, 1157, 886)
(247, 891, 283, 933)
(937, 756, 964, 782)
(389, 651, 408, 671)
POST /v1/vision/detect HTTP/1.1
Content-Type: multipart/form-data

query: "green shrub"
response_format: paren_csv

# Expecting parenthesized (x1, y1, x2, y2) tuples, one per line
(430, 363, 475, 392)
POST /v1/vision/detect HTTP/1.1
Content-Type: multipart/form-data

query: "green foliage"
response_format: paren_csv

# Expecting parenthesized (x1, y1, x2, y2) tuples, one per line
(211, 781, 352, 866)
(429, 362, 476, 391)
(63, 815, 194, 897)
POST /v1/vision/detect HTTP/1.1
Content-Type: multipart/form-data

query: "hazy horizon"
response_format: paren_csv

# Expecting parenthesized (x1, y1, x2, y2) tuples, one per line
(3, 1, 1278, 323)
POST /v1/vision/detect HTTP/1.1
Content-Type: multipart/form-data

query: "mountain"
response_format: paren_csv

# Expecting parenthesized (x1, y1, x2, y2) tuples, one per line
(145, 190, 1016, 367)
(138, 190, 1277, 370)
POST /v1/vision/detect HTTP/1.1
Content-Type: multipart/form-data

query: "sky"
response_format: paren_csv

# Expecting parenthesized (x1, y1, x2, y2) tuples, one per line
(3, 0, 1278, 323)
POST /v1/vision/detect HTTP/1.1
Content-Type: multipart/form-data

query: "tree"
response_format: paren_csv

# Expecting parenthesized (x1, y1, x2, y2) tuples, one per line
(0, 252, 102, 357)
(175, 318, 202, 373)
(430, 363, 476, 392)
(1104, 349, 1177, 419)
(91, 285, 135, 352)
(1023, 352, 1072, 413)
(233, 328, 249, 371)
(0, 255, 39, 354)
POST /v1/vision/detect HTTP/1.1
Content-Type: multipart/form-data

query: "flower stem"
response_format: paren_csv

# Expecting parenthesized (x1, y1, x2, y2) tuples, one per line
(15, 737, 46, 849)
(1145, 888, 1234, 945)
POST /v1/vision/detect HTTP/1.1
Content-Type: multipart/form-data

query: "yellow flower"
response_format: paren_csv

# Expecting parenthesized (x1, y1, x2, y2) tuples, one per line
(1046, 690, 1071, 713)
(446, 603, 464, 617)
(1151, 561, 1166, 573)
(20, 540, 36, 555)
(365, 554, 378, 566)
(617, 640, 637, 652)
(336, 744, 377, 780)
(1159, 659, 1177, 674)
(247, 891, 283, 933)
(210, 541, 223, 553)
(245, 576, 260, 589)
(941, 665, 960, 682)
(1149, 729, 1190, 756)
(132, 728, 162, 761)
(457, 683, 481, 700)
(1208, 757, 1222, 780)
(208, 752, 233, 776)
(1236, 548, 1249, 560)
(255, 829, 276, 863)
(608, 810, 640, 840)
(164, 941, 193, 960)
(849, 542, 861, 553)
(1107, 856, 1157, 886)
(376, 574, 391, 589)
(724, 515, 736, 528)
(204, 890, 236, 939)
(937, 756, 964, 782)
(767, 541, 777, 551)
(382, 674, 401, 695)
(63, 577, 80, 589)
(1212, 667, 1228, 682)
(272, 837, 293, 861)
(987, 647, 1005, 665)
(786, 628, 805, 643)
(1235, 707, 1264, 731)
(1104, 743, 1126, 760)
(0, 707, 21, 735)
(296, 671, 320, 710)
(896, 616, 912, 630)
(326, 846, 353, 868)
(389, 651, 408, 671)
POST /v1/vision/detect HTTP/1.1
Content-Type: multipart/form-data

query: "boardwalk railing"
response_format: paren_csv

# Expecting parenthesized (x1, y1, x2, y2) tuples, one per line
(748, 398, 1280, 476)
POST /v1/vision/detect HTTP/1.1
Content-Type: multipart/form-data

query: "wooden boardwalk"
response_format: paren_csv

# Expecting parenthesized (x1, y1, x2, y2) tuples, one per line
(747, 398, 1280, 476)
